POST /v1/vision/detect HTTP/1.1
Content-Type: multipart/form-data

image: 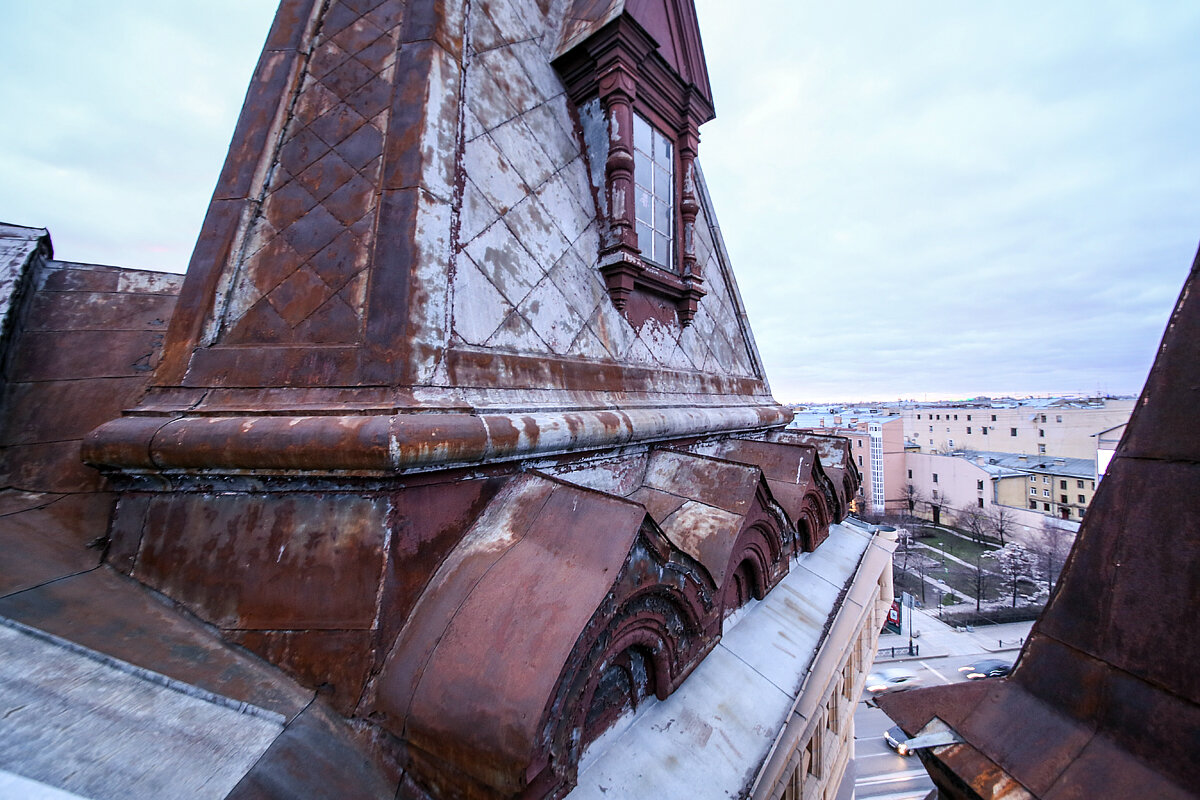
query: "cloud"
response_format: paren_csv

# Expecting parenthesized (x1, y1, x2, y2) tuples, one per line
(696, 0, 1200, 401)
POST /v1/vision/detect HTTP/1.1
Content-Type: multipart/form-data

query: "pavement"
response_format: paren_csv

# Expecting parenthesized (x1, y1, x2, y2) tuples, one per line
(875, 605, 1034, 663)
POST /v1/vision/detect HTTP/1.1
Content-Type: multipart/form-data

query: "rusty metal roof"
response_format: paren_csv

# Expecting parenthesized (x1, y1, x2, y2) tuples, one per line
(368, 474, 656, 795)
(879, 245, 1200, 799)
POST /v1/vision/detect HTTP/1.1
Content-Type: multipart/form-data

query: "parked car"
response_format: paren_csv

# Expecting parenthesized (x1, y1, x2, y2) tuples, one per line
(884, 724, 913, 756)
(958, 658, 1012, 680)
(865, 667, 921, 694)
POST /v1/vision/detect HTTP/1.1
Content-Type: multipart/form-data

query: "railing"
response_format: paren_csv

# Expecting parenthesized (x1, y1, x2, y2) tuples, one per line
(881, 644, 919, 658)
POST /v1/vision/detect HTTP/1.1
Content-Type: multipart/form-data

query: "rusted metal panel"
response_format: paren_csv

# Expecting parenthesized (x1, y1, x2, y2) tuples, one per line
(657, 499, 743, 589)
(377, 477, 508, 664)
(0, 567, 312, 720)
(643, 448, 759, 516)
(0, 377, 153, 446)
(0, 491, 107, 596)
(1, 440, 107, 493)
(132, 492, 389, 630)
(231, 629, 375, 717)
(226, 699, 401, 800)
(23, 290, 176, 332)
(627, 485, 686, 522)
(8, 329, 166, 382)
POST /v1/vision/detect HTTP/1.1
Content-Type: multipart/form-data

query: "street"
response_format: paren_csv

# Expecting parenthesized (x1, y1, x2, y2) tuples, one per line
(849, 608, 1035, 800)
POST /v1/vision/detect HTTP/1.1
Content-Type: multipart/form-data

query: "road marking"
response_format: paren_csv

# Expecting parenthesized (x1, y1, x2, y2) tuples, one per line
(920, 660, 953, 684)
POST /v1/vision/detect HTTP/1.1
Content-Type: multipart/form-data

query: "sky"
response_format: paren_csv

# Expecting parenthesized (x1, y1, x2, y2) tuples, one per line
(1, 2, 1198, 404)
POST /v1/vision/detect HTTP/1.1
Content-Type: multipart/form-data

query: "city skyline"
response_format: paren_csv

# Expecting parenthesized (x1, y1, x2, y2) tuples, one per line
(2, 1, 1197, 402)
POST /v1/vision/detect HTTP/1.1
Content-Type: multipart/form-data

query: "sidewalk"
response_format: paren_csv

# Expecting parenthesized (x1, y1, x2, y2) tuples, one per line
(875, 605, 1034, 663)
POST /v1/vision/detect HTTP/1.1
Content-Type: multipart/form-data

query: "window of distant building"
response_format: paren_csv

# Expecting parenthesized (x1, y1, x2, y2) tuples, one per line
(932, 473, 939, 483)
(1038, 444, 1046, 454)
(932, 489, 939, 499)
(967, 414, 972, 421)
(966, 426, 972, 434)
(908, 469, 913, 479)
(1010, 428, 1017, 436)
(1077, 479, 1084, 489)
(982, 426, 988, 435)
(1043, 476, 1049, 484)
(1041, 414, 1047, 423)
(1078, 494, 1085, 503)
(976, 480, 983, 490)
(858, 455, 863, 466)
(929, 439, 933, 445)
(977, 497, 984, 508)
(1039, 429, 1044, 438)
(1043, 502, 1050, 511)
(1056, 415, 1063, 423)
(953, 414, 958, 420)
(1090, 480, 1095, 490)
(1043, 488, 1050, 497)
(1030, 500, 1038, 509)
(948, 439, 954, 448)
(991, 414, 997, 421)
(1060, 494, 1068, 504)
(936, 414, 940, 420)
(1060, 480, 1067, 489)
(929, 425, 933, 432)
(1029, 475, 1037, 482)
(1077, 508, 1084, 518)
(1030, 487, 1037, 496)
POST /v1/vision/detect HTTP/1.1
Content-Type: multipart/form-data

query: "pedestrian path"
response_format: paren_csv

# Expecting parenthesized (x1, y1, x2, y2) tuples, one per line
(875, 605, 1033, 663)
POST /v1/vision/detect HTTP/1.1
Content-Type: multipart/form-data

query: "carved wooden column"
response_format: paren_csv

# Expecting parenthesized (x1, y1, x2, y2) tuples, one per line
(677, 123, 705, 326)
(598, 64, 644, 310)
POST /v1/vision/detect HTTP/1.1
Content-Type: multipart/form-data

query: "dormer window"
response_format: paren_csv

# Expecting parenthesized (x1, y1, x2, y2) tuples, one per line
(633, 114, 674, 269)
(553, 10, 714, 326)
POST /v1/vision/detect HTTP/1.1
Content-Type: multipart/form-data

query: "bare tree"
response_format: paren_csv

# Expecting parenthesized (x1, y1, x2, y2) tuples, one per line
(1032, 518, 1074, 591)
(927, 490, 951, 527)
(985, 504, 1016, 547)
(901, 484, 925, 525)
(969, 551, 992, 612)
(984, 542, 1039, 608)
(959, 505, 989, 545)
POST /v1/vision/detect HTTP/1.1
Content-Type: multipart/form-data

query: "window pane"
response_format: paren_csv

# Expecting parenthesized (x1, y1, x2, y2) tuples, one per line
(655, 128, 672, 164)
(637, 222, 652, 256)
(635, 155, 652, 194)
(654, 164, 670, 196)
(654, 198, 670, 231)
(636, 188, 652, 224)
(633, 114, 652, 156)
(654, 232, 670, 263)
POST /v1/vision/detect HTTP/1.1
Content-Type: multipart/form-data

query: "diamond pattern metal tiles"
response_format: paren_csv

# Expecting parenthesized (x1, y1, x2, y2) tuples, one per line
(220, 1, 404, 346)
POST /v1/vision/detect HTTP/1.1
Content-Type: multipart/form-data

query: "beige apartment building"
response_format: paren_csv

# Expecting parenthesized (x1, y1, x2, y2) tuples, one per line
(902, 398, 1133, 459)
(905, 450, 1086, 543)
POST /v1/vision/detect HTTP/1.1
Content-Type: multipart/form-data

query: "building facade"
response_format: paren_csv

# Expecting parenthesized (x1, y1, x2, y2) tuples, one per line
(791, 412, 907, 517)
(901, 398, 1133, 460)
(0, 3, 892, 799)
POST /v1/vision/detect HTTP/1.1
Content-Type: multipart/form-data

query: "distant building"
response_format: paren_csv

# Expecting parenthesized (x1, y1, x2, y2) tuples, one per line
(880, 248, 1200, 800)
(792, 412, 907, 517)
(905, 450, 1085, 542)
(902, 398, 1134, 460)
